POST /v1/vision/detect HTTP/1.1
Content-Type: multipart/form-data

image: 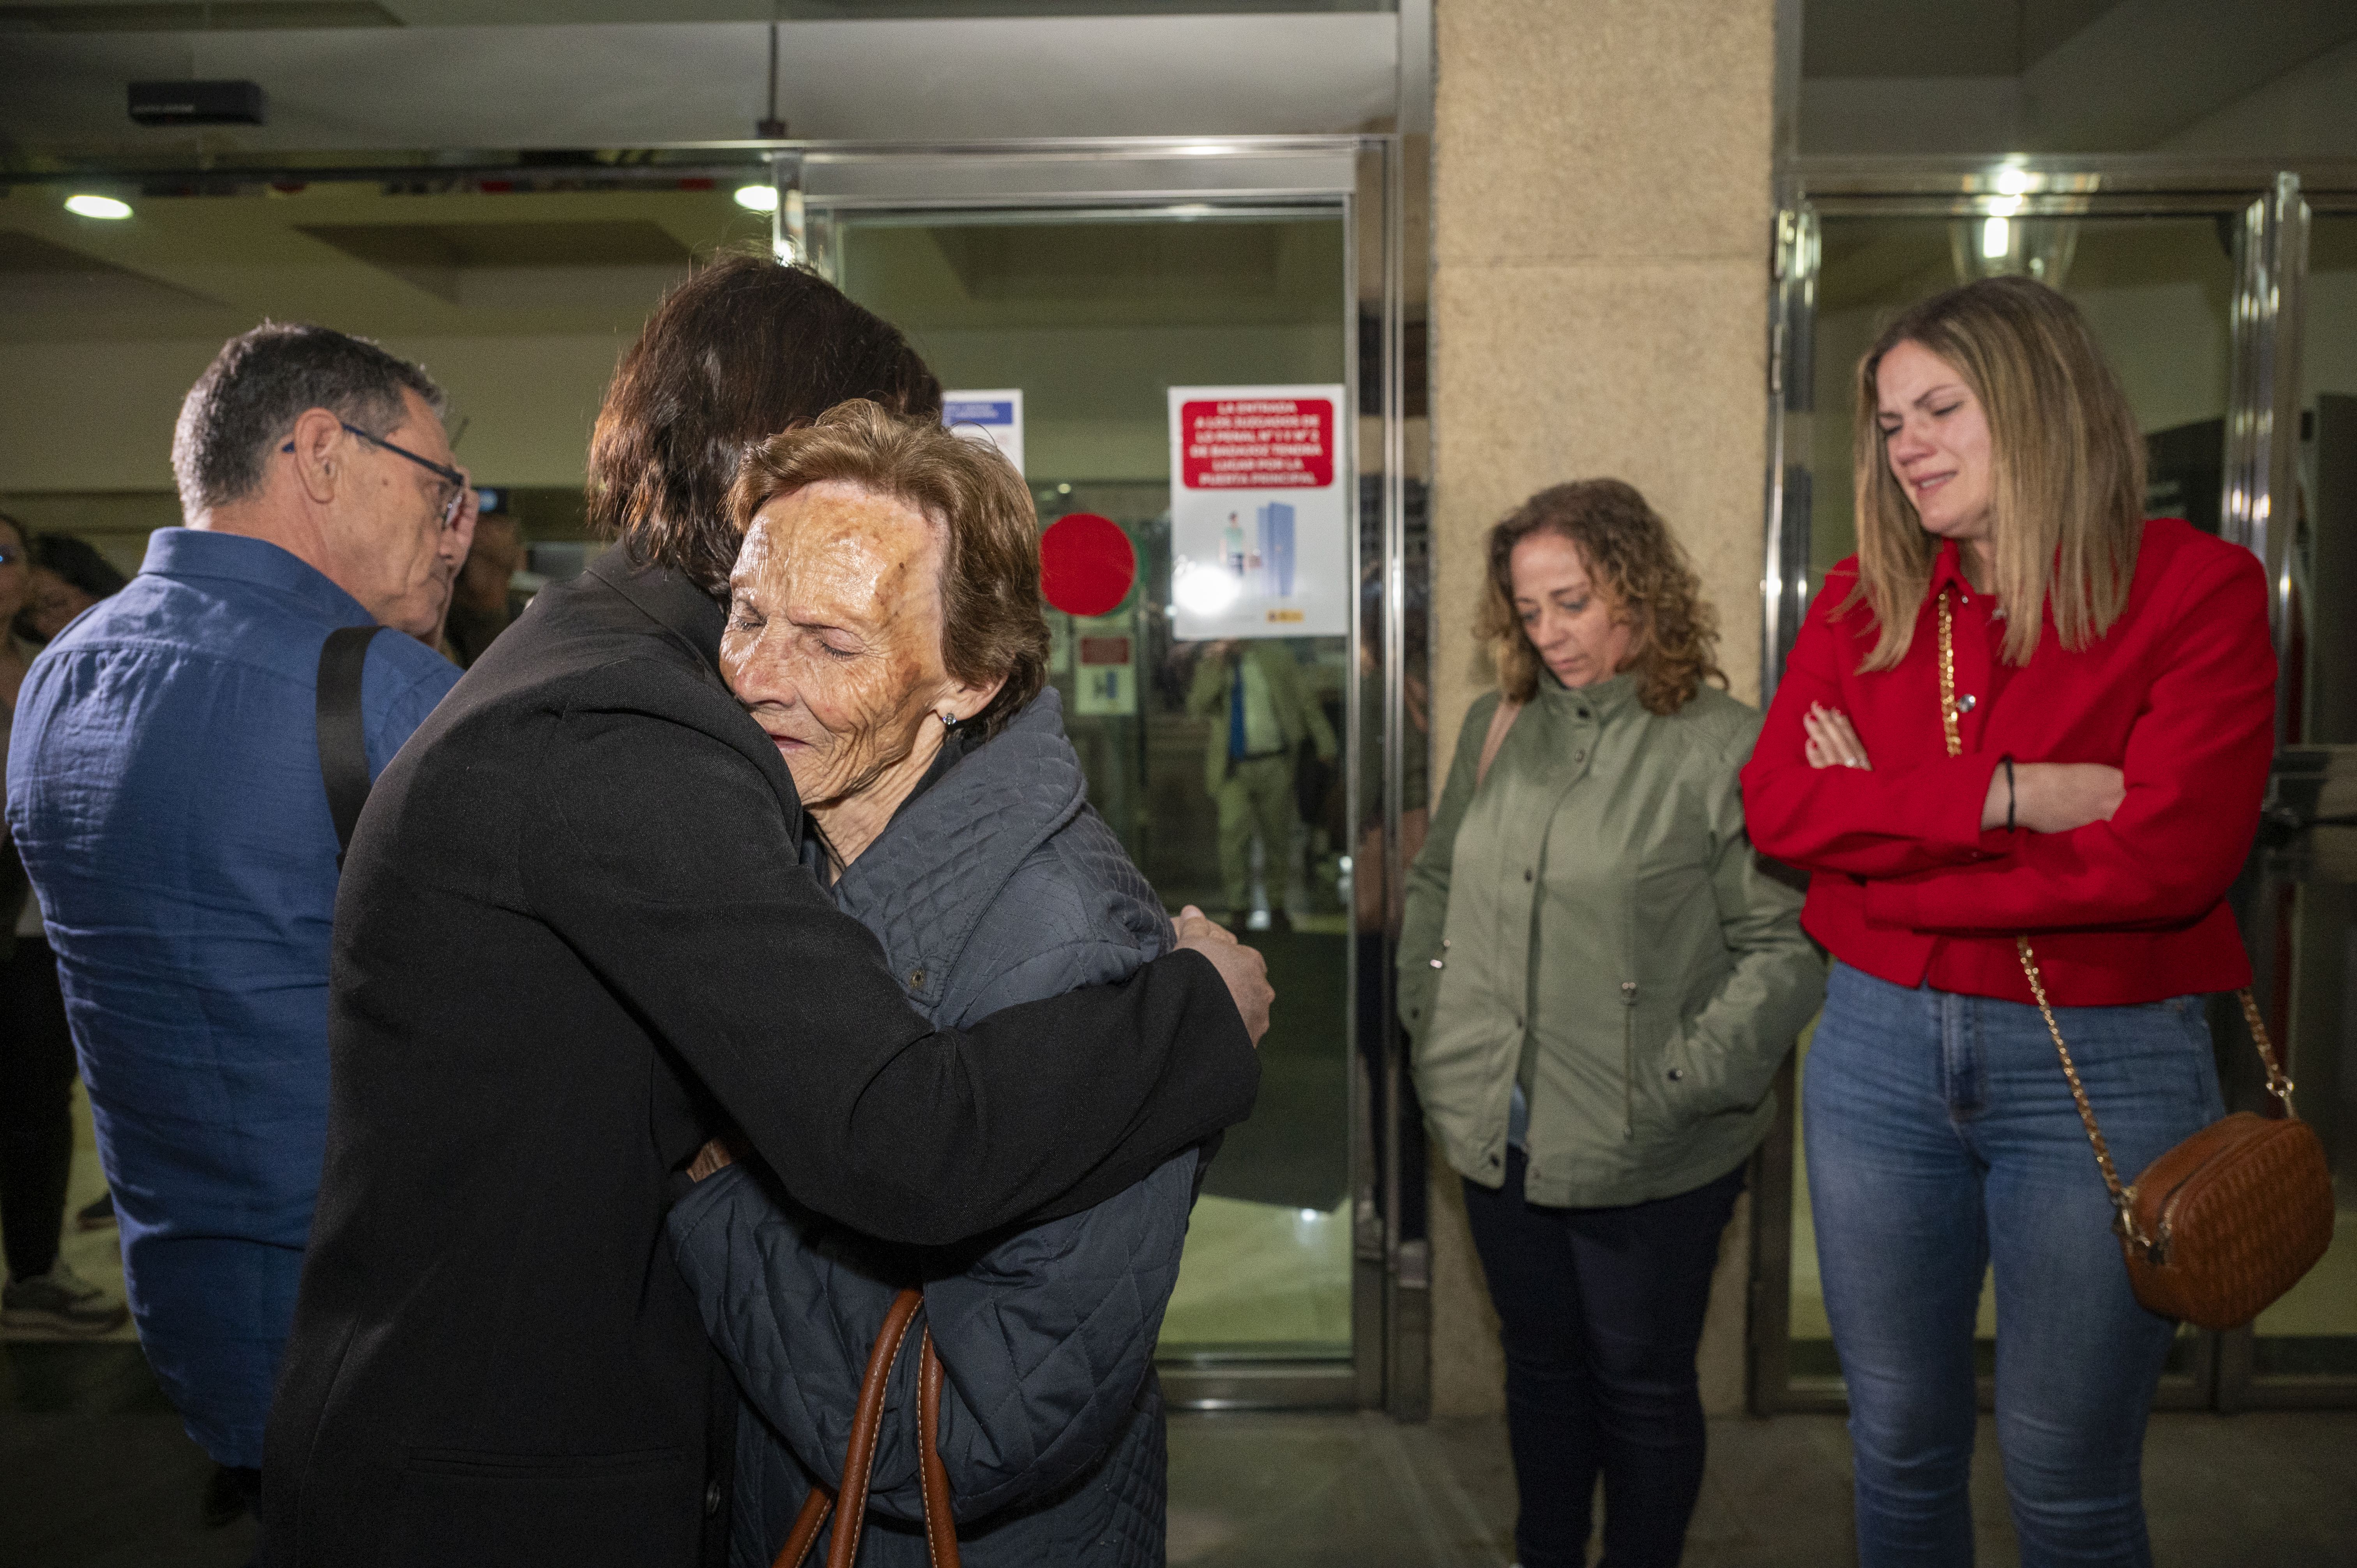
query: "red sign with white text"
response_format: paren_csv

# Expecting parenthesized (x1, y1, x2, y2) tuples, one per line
(1178, 397, 1335, 489)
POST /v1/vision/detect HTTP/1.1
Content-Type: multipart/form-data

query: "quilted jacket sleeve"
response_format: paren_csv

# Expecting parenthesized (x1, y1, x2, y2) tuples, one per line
(664, 810, 1202, 1528)
(667, 1115, 1199, 1527)
(916, 1150, 1197, 1522)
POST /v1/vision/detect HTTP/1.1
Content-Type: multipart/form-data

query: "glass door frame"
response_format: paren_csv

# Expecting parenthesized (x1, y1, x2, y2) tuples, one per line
(779, 134, 1434, 1415)
(1754, 155, 2357, 1415)
(2, 134, 1434, 1414)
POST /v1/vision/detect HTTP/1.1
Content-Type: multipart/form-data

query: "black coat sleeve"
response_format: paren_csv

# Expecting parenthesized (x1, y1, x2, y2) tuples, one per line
(519, 706, 1259, 1245)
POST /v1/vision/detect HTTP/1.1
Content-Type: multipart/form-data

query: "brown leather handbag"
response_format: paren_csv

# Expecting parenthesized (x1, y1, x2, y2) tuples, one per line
(1935, 591, 2335, 1331)
(772, 1287, 960, 1568)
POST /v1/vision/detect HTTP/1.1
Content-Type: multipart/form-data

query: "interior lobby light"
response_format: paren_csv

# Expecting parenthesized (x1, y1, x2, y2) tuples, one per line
(1981, 215, 2011, 259)
(64, 193, 133, 220)
(1173, 561, 1242, 617)
(733, 183, 779, 213)
(1994, 165, 2033, 197)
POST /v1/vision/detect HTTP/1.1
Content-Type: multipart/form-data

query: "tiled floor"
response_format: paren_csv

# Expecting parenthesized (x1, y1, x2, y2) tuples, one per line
(1164, 1407, 2357, 1567)
(7, 1338, 2353, 1567)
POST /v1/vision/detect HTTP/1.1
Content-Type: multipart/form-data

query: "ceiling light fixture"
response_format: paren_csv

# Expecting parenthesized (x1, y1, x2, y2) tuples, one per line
(734, 184, 779, 214)
(65, 194, 133, 220)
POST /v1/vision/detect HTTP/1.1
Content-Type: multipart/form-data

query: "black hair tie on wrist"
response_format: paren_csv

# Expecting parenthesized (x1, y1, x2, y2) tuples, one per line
(2002, 754, 2017, 833)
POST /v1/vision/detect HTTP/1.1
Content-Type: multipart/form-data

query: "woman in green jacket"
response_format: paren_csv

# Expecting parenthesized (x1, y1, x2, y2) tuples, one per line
(1399, 480, 1823, 1568)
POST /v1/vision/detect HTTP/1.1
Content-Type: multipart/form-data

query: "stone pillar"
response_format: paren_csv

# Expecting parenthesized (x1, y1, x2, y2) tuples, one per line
(1425, 0, 1777, 1418)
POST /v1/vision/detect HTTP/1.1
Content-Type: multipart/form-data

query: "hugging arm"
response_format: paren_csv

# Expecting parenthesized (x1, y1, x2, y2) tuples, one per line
(523, 710, 1258, 1243)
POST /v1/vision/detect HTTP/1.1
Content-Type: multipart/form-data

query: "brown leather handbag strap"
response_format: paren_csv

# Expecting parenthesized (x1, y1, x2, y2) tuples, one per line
(771, 1288, 926, 1568)
(916, 1329, 959, 1567)
(1474, 696, 1525, 790)
(1932, 591, 2295, 1255)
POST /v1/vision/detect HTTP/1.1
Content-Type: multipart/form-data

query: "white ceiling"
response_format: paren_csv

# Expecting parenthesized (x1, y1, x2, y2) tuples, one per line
(0, 11, 1406, 154)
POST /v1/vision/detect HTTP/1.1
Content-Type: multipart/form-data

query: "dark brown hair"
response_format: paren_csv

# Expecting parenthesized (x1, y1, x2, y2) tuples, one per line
(1846, 275, 2143, 671)
(1476, 479, 1724, 715)
(728, 399, 1049, 740)
(587, 255, 942, 597)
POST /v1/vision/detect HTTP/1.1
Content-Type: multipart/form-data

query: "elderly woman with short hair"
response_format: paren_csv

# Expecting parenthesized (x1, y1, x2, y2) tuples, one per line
(668, 399, 1205, 1568)
(1400, 480, 1824, 1568)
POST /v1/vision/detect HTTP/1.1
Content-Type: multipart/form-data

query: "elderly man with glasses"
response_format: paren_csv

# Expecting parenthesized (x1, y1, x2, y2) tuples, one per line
(3, 322, 475, 1531)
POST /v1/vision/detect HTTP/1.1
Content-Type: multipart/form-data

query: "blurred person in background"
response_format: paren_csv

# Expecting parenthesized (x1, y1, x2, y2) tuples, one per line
(0, 510, 130, 1338)
(444, 505, 532, 667)
(1186, 637, 1336, 933)
(1401, 480, 1823, 1568)
(1743, 277, 2273, 1568)
(16, 532, 129, 645)
(5, 324, 474, 1529)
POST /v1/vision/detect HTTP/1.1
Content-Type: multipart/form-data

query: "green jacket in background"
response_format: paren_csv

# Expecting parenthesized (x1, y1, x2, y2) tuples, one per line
(1398, 669, 1824, 1209)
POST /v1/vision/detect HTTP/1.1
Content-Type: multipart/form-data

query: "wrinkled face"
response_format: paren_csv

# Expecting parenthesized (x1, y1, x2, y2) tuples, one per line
(721, 480, 956, 810)
(337, 387, 470, 637)
(1876, 338, 1995, 547)
(1510, 529, 1635, 690)
(25, 567, 94, 641)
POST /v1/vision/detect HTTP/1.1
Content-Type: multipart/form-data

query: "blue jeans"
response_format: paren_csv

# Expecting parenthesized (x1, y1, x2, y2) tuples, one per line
(1805, 962, 2224, 1568)
(1461, 1148, 1746, 1568)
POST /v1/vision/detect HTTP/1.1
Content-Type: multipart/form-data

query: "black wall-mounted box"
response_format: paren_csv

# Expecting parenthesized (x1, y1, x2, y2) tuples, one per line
(128, 80, 268, 127)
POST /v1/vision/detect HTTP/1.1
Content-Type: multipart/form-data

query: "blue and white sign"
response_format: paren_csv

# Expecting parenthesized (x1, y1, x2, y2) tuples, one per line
(943, 389, 1024, 478)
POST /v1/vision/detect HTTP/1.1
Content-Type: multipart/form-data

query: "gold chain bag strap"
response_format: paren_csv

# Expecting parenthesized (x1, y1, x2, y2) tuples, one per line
(1935, 591, 2333, 1330)
(772, 1287, 961, 1568)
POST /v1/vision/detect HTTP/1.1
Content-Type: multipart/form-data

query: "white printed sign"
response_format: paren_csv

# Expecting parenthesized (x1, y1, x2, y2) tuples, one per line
(1072, 617, 1138, 717)
(1167, 384, 1349, 640)
(943, 389, 1024, 477)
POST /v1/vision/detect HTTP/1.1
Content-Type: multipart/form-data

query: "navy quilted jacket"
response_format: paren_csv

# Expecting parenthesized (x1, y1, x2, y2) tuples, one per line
(667, 688, 1199, 1567)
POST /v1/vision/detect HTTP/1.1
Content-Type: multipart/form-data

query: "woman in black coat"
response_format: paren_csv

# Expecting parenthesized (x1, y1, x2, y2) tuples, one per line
(261, 258, 1269, 1568)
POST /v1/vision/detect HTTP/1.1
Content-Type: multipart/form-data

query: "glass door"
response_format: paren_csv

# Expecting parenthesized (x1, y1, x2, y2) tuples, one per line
(793, 138, 1428, 1410)
(2229, 181, 2357, 1407)
(0, 136, 1430, 1410)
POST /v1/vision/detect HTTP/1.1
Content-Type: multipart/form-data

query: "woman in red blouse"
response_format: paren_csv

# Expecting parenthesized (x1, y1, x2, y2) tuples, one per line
(1741, 276, 2274, 1568)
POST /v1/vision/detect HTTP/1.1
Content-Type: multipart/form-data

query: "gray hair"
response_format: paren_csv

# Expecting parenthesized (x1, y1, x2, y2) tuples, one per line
(171, 322, 444, 515)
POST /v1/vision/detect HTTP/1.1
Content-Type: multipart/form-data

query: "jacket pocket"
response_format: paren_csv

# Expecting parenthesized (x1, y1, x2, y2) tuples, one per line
(387, 1446, 696, 1563)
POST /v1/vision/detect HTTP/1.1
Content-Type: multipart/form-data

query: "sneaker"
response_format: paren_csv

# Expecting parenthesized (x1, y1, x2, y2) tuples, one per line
(76, 1190, 117, 1231)
(2, 1259, 131, 1336)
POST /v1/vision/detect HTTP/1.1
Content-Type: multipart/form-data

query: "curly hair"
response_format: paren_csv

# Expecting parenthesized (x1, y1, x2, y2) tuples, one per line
(1475, 479, 1724, 715)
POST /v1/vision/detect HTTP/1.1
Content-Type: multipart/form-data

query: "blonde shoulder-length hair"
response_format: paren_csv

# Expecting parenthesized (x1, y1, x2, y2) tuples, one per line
(1845, 275, 2145, 671)
(1476, 479, 1724, 715)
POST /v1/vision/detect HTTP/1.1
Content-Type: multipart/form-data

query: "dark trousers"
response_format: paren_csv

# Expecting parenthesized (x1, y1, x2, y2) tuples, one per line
(1460, 1148, 1745, 1568)
(0, 936, 78, 1281)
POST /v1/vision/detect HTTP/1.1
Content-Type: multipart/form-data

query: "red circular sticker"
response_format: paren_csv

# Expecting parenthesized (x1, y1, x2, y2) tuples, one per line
(1039, 513, 1136, 618)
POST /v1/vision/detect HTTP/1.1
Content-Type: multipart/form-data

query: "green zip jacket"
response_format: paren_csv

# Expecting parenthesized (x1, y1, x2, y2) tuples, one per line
(1398, 669, 1824, 1208)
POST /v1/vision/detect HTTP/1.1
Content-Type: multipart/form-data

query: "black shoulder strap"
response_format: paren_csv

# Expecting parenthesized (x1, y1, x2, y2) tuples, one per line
(316, 624, 385, 869)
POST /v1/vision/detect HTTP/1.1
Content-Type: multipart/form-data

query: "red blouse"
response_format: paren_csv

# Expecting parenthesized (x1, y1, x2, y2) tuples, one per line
(1741, 518, 2276, 1006)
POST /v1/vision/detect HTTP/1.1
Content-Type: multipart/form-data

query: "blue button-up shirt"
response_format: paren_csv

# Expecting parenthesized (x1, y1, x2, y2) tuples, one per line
(5, 528, 459, 1467)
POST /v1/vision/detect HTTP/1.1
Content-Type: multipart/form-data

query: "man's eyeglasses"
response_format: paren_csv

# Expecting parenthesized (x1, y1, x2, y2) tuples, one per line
(282, 422, 467, 529)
